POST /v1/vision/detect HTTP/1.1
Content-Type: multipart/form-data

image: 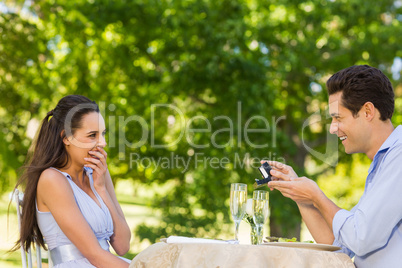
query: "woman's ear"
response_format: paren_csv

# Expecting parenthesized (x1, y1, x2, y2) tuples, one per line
(63, 138, 70, 146)
(61, 130, 70, 146)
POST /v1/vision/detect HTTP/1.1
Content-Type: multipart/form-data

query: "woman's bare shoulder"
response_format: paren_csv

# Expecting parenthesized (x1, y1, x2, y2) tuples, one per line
(37, 168, 76, 212)
(37, 168, 70, 192)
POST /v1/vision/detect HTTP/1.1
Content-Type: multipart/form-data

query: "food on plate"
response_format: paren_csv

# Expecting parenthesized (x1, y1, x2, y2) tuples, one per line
(265, 236, 314, 243)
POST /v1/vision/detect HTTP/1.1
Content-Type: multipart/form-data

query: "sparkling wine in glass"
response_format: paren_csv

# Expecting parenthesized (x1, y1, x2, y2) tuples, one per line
(252, 190, 269, 244)
(230, 183, 247, 242)
(253, 190, 269, 201)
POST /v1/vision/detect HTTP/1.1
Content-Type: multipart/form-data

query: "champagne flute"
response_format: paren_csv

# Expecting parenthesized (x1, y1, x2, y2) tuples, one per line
(253, 190, 269, 200)
(252, 190, 269, 244)
(230, 183, 247, 242)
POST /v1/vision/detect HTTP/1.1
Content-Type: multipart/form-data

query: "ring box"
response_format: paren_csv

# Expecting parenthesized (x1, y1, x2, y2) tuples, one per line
(253, 162, 272, 189)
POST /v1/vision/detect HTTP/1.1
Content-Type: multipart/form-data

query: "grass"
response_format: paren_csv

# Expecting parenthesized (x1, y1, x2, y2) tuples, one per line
(0, 250, 22, 268)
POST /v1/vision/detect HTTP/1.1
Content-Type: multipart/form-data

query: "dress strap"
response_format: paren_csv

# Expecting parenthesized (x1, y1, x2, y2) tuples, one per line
(49, 239, 109, 265)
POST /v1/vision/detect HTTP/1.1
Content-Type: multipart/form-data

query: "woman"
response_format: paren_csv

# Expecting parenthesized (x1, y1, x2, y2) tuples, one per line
(13, 95, 131, 267)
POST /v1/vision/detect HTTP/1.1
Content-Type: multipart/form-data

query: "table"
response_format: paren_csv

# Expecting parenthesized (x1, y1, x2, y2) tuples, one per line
(129, 242, 355, 268)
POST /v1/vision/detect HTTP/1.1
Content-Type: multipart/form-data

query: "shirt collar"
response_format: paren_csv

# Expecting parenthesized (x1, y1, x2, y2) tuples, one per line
(368, 125, 402, 173)
(376, 125, 402, 153)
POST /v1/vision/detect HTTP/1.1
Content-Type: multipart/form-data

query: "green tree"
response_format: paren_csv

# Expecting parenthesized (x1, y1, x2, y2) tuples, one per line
(1, 0, 401, 243)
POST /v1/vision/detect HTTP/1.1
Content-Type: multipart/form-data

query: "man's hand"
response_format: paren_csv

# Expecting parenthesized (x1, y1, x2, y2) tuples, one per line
(264, 160, 298, 180)
(263, 161, 320, 206)
(264, 161, 340, 243)
(268, 176, 321, 206)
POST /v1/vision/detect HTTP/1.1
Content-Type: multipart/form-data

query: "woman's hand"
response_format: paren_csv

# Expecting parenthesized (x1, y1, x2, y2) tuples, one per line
(84, 146, 108, 190)
(84, 147, 131, 255)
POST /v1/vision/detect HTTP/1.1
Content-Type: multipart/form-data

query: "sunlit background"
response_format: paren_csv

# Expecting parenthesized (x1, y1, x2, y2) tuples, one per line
(1, 0, 402, 266)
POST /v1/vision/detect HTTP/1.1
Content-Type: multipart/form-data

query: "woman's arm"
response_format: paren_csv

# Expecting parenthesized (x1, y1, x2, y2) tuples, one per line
(85, 147, 131, 255)
(96, 170, 131, 255)
(37, 169, 129, 268)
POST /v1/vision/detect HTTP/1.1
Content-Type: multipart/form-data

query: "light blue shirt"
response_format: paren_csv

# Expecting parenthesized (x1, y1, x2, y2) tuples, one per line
(332, 125, 402, 268)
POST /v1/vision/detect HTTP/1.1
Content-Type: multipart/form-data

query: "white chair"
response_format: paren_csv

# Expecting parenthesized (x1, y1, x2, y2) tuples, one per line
(13, 189, 53, 268)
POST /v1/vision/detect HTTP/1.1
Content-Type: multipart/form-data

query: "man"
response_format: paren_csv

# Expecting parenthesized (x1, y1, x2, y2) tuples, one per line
(267, 65, 400, 267)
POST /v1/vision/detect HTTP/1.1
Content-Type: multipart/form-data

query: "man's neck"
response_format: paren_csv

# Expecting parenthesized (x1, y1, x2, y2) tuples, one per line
(366, 120, 394, 160)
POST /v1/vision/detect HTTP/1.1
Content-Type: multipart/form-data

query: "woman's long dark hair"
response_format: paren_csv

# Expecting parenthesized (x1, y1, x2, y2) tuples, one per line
(12, 95, 99, 251)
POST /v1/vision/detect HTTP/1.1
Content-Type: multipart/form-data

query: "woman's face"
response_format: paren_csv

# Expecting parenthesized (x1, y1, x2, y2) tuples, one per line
(64, 112, 107, 167)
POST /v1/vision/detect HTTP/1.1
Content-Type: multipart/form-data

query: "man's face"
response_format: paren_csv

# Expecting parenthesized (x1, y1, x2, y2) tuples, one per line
(328, 92, 368, 154)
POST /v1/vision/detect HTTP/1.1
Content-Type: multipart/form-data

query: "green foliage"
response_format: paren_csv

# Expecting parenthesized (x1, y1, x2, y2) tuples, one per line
(1, 0, 401, 243)
(317, 154, 370, 210)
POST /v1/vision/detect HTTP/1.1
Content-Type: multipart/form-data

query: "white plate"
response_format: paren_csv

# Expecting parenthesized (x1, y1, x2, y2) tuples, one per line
(261, 242, 341, 252)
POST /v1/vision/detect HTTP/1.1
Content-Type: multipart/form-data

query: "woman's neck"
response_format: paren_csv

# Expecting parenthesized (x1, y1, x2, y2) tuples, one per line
(59, 163, 87, 186)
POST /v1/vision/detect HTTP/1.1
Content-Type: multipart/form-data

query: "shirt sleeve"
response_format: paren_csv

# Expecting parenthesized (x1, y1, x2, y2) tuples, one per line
(332, 210, 355, 257)
(332, 144, 402, 256)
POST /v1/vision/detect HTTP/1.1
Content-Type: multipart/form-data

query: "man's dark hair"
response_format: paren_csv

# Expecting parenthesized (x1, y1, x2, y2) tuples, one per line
(326, 65, 394, 121)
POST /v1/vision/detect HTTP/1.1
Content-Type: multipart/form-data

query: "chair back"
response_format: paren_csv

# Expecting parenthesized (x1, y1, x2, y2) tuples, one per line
(13, 189, 52, 268)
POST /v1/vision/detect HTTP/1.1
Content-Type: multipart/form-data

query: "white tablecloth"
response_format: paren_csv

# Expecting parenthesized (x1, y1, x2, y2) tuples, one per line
(130, 242, 355, 268)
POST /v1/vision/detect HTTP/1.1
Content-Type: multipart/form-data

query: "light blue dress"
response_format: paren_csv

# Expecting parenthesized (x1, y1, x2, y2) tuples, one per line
(36, 167, 127, 267)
